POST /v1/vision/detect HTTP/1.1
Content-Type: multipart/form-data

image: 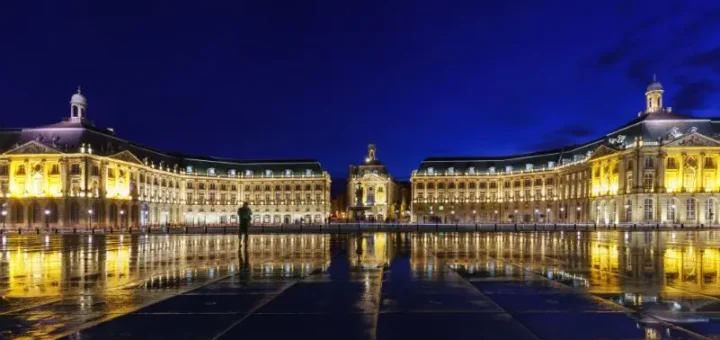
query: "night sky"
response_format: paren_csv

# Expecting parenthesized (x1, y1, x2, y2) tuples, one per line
(1, 1, 719, 180)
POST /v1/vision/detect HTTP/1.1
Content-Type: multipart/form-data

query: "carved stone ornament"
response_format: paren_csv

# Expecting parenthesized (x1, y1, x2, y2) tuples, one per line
(4, 141, 62, 155)
(667, 133, 720, 147)
(108, 151, 144, 165)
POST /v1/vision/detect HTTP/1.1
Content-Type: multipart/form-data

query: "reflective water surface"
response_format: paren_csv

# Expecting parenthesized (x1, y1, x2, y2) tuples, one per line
(2, 231, 720, 339)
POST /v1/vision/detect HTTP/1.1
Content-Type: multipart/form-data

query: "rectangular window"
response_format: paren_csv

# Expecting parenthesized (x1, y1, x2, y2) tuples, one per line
(535, 189, 542, 200)
(0, 165, 9, 176)
(70, 164, 81, 175)
(546, 188, 553, 199)
(667, 158, 677, 169)
(643, 173, 654, 190)
(687, 199, 696, 220)
(645, 157, 654, 169)
(50, 164, 60, 175)
(705, 157, 714, 168)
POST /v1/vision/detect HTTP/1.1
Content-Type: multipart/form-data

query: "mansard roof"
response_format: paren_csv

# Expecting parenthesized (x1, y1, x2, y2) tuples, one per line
(416, 110, 720, 175)
(0, 118, 326, 176)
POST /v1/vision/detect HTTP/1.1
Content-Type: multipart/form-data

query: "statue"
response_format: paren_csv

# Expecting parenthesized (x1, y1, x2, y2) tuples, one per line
(355, 184, 364, 206)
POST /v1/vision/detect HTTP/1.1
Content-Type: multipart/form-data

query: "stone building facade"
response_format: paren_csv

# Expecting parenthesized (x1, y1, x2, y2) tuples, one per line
(0, 89, 332, 229)
(347, 144, 410, 221)
(411, 79, 720, 225)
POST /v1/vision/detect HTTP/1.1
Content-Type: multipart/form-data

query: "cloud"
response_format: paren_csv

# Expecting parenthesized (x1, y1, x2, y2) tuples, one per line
(526, 124, 596, 152)
(671, 79, 716, 111)
(684, 47, 720, 72)
(626, 58, 653, 87)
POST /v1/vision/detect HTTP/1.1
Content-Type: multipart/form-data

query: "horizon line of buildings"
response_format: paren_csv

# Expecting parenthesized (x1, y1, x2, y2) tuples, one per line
(2, 79, 719, 227)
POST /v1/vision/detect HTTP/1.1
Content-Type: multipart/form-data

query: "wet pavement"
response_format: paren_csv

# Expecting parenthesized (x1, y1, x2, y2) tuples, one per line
(2, 232, 720, 339)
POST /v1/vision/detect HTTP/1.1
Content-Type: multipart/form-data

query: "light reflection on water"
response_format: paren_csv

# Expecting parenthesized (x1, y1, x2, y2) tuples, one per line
(2, 231, 720, 338)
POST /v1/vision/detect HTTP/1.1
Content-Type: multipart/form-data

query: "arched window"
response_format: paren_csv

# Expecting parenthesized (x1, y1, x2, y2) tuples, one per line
(686, 198, 696, 220)
(644, 198, 653, 221)
(666, 199, 675, 221)
(625, 200, 632, 221)
(705, 199, 715, 222)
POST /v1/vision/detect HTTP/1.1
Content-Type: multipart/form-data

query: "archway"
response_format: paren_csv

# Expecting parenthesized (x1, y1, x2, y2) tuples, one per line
(69, 202, 80, 225)
(47, 201, 58, 224)
(14, 203, 24, 224)
(109, 204, 118, 227)
(30, 201, 41, 225)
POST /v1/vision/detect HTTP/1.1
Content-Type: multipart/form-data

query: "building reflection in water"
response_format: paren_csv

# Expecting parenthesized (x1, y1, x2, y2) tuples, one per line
(2, 231, 720, 338)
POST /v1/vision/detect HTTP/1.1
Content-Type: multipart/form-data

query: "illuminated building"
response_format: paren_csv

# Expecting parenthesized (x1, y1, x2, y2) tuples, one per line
(0, 89, 331, 228)
(347, 144, 409, 221)
(411, 79, 720, 224)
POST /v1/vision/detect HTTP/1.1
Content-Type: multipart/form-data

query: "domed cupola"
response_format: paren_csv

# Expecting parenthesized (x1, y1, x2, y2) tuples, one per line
(645, 75, 663, 113)
(69, 86, 87, 122)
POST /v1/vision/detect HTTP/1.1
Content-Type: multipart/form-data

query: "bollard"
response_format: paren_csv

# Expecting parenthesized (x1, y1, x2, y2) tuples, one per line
(554, 223, 557, 230)
(204, 225, 208, 234)
(633, 224, 637, 230)
(129, 227, 133, 234)
(594, 224, 597, 230)
(223, 226, 227, 234)
(475, 223, 478, 232)
(534, 223, 537, 231)
(494, 224, 498, 231)
(681, 223, 684, 229)
(656, 223, 659, 230)
(574, 224, 577, 230)
(18, 228, 22, 234)
(338, 224, 341, 233)
(36, 228, 40, 234)
(514, 224, 517, 231)
(185, 226, 188, 234)
(73, 227, 76, 234)
(435, 223, 439, 232)
(701, 224, 704, 229)
(417, 223, 420, 232)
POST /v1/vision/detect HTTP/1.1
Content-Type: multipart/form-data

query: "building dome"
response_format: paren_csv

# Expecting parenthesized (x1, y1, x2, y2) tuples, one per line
(70, 87, 86, 105)
(646, 80, 663, 92)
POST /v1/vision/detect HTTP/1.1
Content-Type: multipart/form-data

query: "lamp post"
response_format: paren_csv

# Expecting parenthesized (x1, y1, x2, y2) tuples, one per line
(120, 210, 125, 230)
(451, 210, 455, 224)
(535, 208, 539, 223)
(560, 207, 565, 222)
(494, 210, 498, 222)
(1, 209, 7, 229)
(472, 209, 476, 223)
(88, 209, 93, 230)
(514, 209, 518, 223)
(44, 209, 50, 230)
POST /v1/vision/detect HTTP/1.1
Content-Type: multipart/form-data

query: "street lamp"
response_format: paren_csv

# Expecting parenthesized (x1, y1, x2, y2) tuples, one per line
(120, 210, 125, 229)
(1, 209, 7, 229)
(546, 208, 551, 223)
(494, 210, 498, 222)
(88, 209, 93, 229)
(44, 209, 50, 230)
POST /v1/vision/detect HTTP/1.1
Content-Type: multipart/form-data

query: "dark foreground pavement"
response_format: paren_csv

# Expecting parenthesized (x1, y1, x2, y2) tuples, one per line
(1, 232, 720, 339)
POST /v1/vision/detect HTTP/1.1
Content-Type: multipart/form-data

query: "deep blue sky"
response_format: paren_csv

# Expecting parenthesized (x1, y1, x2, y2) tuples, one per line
(1, 1, 720, 179)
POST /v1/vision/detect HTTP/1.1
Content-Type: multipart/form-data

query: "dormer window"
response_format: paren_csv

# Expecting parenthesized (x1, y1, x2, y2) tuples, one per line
(488, 166, 496, 174)
(265, 169, 273, 177)
(207, 168, 216, 176)
(468, 166, 476, 175)
(505, 165, 513, 173)
(548, 161, 555, 168)
(245, 170, 254, 177)
(526, 164, 533, 171)
(427, 167, 434, 175)
(285, 169, 293, 177)
(305, 169, 313, 177)
(447, 167, 455, 175)
(229, 169, 237, 177)
(186, 165, 193, 173)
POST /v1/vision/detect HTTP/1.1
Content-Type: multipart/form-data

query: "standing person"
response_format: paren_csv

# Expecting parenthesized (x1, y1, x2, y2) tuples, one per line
(237, 202, 252, 238)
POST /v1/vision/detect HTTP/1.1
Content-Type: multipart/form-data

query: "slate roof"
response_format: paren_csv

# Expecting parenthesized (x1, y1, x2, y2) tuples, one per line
(416, 110, 720, 175)
(0, 118, 326, 177)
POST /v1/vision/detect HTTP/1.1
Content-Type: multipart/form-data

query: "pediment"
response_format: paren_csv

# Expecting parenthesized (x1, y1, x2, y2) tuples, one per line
(587, 144, 620, 161)
(107, 150, 144, 165)
(665, 132, 720, 147)
(3, 141, 63, 155)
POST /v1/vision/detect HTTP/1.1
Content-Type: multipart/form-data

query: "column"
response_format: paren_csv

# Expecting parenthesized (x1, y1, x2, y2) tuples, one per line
(699, 152, 705, 191)
(657, 151, 666, 193)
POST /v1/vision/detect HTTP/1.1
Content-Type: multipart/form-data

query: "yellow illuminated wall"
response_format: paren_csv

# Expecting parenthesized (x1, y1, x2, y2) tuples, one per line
(9, 159, 62, 198)
(591, 159, 619, 196)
